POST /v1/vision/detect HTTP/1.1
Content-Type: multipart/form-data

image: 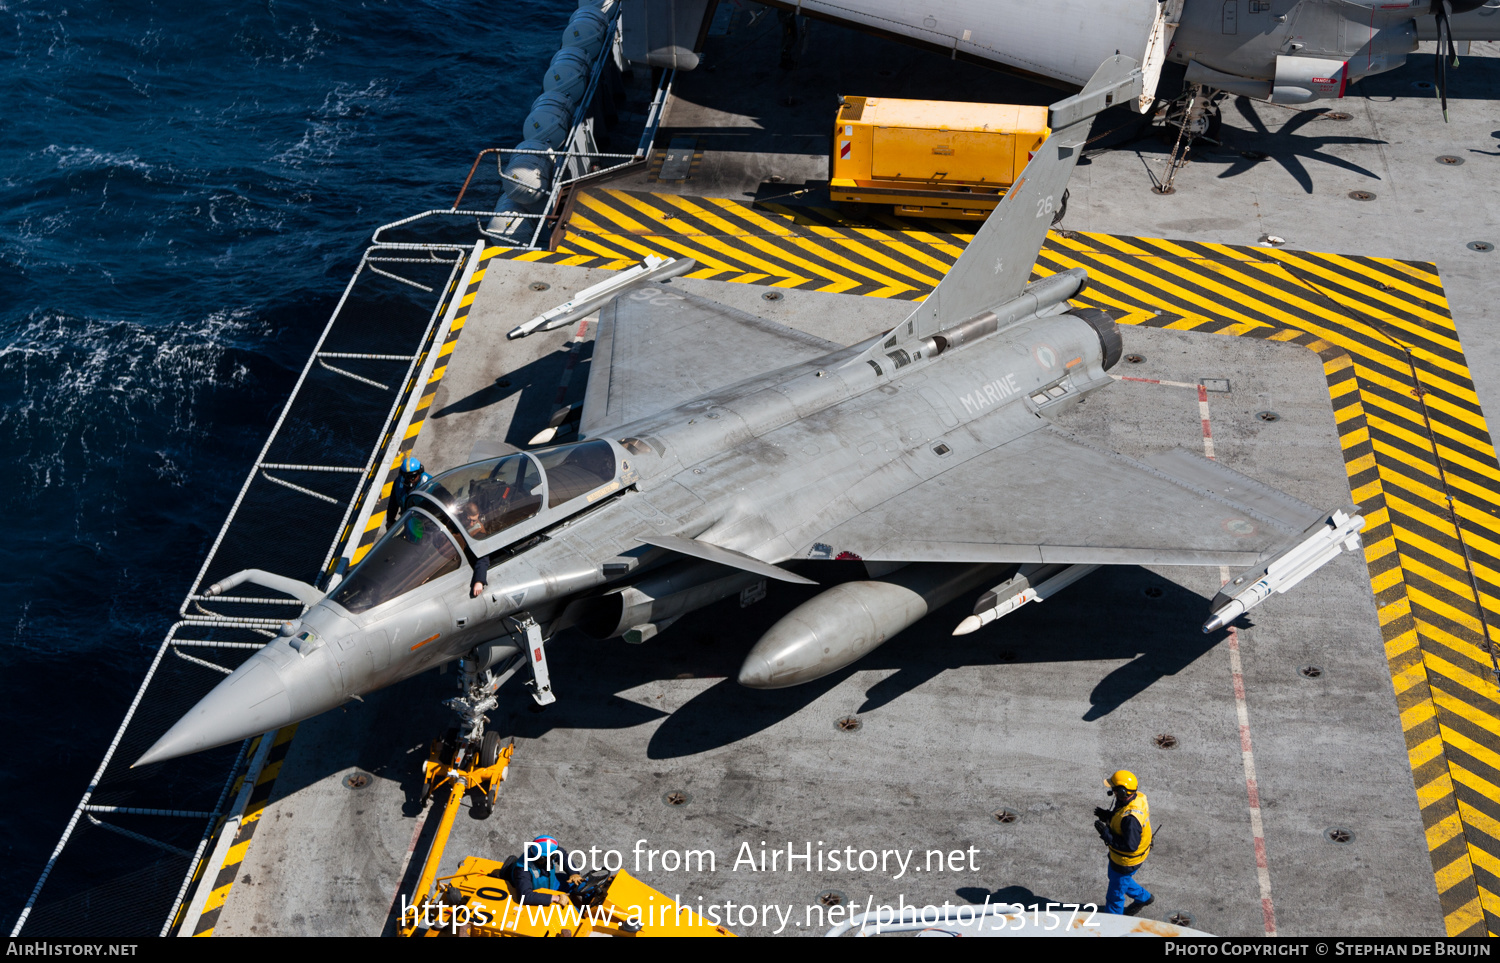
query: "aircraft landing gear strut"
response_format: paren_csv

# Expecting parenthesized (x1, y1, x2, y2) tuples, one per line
(445, 656, 501, 744)
(415, 636, 528, 822)
(1155, 84, 1219, 195)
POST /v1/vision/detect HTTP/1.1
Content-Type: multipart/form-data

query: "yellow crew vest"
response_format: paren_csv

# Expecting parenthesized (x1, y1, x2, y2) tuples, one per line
(1107, 791, 1152, 868)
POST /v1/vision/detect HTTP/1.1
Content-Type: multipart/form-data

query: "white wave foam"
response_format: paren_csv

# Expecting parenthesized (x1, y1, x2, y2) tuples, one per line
(0, 307, 270, 496)
(40, 144, 153, 173)
(271, 79, 390, 169)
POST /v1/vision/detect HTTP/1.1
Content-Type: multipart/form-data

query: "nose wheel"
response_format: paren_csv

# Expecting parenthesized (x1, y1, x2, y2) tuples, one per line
(420, 664, 513, 821)
(426, 616, 554, 810)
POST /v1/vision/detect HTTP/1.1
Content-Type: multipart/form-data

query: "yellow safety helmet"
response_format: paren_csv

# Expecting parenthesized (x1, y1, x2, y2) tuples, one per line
(1105, 770, 1139, 792)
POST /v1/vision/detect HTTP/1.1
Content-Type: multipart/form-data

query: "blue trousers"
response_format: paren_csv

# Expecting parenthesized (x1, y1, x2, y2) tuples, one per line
(1105, 862, 1152, 914)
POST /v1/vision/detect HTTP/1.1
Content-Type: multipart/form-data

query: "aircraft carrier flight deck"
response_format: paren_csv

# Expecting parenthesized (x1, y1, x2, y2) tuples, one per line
(16, 2, 1500, 940)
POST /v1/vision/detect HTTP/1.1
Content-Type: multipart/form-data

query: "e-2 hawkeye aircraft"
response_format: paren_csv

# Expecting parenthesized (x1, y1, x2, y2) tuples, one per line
(630, 0, 1500, 118)
(136, 57, 1364, 768)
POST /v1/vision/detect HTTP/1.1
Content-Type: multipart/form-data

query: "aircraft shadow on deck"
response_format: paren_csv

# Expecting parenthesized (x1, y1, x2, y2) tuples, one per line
(1078, 98, 1386, 195)
(428, 341, 594, 451)
(1090, 51, 1500, 193)
(536, 564, 1222, 759)
(269, 564, 1226, 788)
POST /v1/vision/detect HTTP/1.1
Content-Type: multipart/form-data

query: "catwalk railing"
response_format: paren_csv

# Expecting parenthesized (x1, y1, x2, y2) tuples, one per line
(11, 245, 469, 938)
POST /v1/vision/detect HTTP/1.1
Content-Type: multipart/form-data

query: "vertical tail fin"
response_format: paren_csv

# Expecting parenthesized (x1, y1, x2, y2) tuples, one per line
(894, 56, 1142, 343)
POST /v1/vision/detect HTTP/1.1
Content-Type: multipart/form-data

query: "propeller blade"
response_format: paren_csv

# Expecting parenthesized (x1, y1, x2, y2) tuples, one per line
(1446, 0, 1462, 68)
(1436, 0, 1452, 121)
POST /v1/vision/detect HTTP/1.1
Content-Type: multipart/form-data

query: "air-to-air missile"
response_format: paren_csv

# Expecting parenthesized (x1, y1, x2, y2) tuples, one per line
(135, 57, 1364, 767)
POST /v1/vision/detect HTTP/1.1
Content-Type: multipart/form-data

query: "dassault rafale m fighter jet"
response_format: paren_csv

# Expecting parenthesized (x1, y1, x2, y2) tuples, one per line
(136, 57, 1364, 768)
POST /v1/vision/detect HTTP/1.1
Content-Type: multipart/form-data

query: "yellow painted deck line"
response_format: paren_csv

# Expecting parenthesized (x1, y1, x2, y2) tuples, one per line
(1056, 237, 1279, 331)
(644, 194, 879, 289)
(1432, 684, 1500, 742)
(1413, 619, 1499, 679)
(672, 196, 926, 291)
(570, 208, 747, 274)
(650, 194, 852, 281)
(1365, 403, 1500, 478)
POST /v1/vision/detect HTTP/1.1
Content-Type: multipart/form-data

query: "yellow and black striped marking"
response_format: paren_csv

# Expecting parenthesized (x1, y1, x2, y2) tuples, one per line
(189, 725, 297, 937)
(497, 189, 1500, 936)
(545, 187, 971, 296)
(344, 245, 500, 567)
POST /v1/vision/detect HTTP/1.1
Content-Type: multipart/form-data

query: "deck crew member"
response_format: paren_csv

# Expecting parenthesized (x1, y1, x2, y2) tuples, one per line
(1094, 769, 1154, 915)
(508, 835, 583, 906)
(385, 456, 430, 528)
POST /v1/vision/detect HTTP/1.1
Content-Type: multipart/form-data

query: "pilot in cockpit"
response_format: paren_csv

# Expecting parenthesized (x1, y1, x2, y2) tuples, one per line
(461, 500, 485, 538)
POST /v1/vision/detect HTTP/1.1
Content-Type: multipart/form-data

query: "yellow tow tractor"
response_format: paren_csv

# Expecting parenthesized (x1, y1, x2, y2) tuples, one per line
(398, 730, 733, 937)
(829, 96, 1052, 220)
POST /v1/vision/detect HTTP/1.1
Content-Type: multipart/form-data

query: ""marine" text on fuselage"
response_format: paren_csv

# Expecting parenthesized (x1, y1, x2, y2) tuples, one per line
(960, 374, 1021, 415)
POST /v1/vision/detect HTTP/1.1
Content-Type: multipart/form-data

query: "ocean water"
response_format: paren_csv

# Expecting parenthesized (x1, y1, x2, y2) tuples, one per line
(0, 0, 575, 921)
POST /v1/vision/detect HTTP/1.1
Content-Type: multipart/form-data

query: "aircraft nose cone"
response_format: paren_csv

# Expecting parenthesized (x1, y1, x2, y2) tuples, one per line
(133, 657, 294, 767)
(737, 654, 776, 689)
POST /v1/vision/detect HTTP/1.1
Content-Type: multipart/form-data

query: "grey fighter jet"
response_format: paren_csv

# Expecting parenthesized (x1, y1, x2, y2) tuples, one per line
(135, 57, 1363, 768)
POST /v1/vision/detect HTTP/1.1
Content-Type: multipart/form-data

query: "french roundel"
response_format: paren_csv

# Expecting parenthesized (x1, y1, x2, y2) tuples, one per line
(1032, 343, 1059, 370)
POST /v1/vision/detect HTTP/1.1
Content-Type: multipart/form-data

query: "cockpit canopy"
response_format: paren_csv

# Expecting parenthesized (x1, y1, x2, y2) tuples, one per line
(420, 451, 545, 540)
(406, 439, 626, 555)
(328, 510, 460, 614)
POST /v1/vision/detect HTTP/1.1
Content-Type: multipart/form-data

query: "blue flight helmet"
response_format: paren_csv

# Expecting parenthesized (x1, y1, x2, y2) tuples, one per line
(389, 456, 427, 528)
(528, 835, 567, 890)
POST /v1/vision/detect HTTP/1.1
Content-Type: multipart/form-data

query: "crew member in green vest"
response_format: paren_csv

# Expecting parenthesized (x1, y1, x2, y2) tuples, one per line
(1094, 769, 1154, 915)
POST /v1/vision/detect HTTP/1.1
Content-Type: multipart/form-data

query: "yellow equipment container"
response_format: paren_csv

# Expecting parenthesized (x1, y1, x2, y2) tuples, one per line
(829, 96, 1049, 219)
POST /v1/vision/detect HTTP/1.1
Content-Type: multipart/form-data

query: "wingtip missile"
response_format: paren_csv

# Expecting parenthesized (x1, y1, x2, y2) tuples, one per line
(1202, 509, 1365, 633)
